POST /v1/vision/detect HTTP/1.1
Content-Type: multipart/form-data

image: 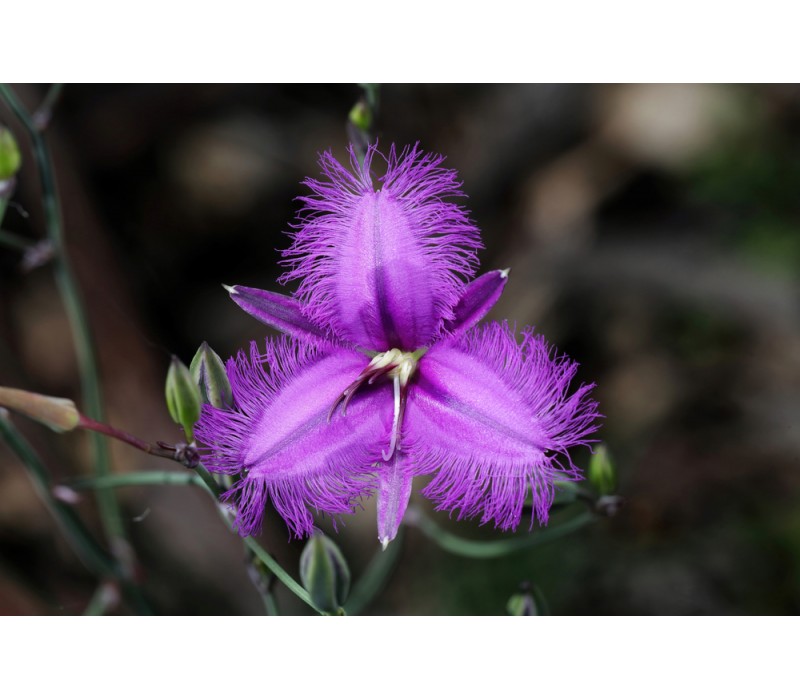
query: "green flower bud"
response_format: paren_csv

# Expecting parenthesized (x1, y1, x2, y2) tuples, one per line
(507, 582, 544, 616)
(165, 356, 202, 442)
(299, 532, 350, 614)
(190, 341, 233, 409)
(348, 99, 372, 133)
(0, 128, 22, 181)
(0, 386, 80, 433)
(588, 444, 616, 495)
(507, 592, 538, 616)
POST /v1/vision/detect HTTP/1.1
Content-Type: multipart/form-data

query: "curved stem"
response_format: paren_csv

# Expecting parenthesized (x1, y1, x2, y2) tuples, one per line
(0, 85, 128, 557)
(407, 507, 596, 559)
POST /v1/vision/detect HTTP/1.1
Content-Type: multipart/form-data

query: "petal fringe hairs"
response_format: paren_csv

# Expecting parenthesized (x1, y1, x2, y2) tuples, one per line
(195, 144, 601, 546)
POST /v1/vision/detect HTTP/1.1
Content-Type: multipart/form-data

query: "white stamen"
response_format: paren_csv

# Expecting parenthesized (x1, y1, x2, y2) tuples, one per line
(382, 375, 402, 461)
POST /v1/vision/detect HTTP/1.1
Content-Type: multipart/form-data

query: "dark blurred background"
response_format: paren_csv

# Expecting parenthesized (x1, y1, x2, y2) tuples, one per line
(1, 84, 799, 615)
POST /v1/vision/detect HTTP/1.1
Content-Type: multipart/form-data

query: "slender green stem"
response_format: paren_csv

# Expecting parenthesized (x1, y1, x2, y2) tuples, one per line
(0, 85, 128, 555)
(70, 471, 203, 490)
(0, 412, 117, 578)
(407, 507, 597, 559)
(192, 462, 224, 497)
(241, 534, 325, 614)
(243, 544, 280, 615)
(263, 588, 280, 616)
(345, 525, 405, 615)
(190, 463, 322, 612)
(70, 461, 324, 614)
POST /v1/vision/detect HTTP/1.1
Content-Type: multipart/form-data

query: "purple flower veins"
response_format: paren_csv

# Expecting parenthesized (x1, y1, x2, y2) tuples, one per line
(195, 144, 600, 548)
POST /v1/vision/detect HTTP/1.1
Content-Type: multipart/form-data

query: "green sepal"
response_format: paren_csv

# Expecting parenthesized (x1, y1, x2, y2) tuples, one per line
(299, 532, 351, 614)
(190, 341, 233, 409)
(165, 356, 202, 442)
(0, 128, 21, 180)
(588, 444, 616, 495)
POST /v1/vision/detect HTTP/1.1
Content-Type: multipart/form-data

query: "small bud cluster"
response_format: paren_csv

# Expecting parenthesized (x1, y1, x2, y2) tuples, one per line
(165, 342, 233, 444)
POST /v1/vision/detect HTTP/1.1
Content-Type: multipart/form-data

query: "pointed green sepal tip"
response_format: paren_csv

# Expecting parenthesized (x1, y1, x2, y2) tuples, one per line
(587, 444, 616, 496)
(0, 128, 22, 181)
(299, 531, 351, 614)
(190, 341, 233, 409)
(165, 356, 202, 442)
(348, 99, 372, 132)
(0, 386, 79, 433)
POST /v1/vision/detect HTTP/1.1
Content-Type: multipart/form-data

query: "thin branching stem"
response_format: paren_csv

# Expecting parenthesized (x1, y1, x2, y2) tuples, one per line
(406, 507, 597, 559)
(68, 423, 326, 615)
(70, 471, 203, 490)
(0, 85, 130, 561)
(0, 411, 117, 577)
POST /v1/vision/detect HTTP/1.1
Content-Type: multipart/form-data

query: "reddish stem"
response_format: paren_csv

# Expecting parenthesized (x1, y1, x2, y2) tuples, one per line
(77, 414, 188, 462)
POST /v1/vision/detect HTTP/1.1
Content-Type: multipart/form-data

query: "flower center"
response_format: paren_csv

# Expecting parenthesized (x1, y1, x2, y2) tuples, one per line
(328, 348, 425, 461)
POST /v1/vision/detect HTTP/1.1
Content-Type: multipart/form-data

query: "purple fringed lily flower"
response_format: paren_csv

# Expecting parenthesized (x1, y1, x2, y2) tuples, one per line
(195, 144, 600, 547)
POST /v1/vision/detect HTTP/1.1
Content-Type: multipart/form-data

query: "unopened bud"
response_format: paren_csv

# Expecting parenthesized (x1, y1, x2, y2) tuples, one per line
(165, 356, 201, 442)
(348, 99, 372, 133)
(190, 341, 233, 409)
(0, 128, 22, 181)
(507, 582, 541, 616)
(0, 386, 79, 432)
(588, 444, 616, 495)
(299, 531, 350, 614)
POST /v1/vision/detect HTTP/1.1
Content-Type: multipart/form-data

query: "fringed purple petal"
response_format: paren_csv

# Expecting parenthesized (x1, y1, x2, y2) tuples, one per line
(376, 451, 414, 549)
(404, 322, 600, 530)
(226, 284, 340, 347)
(442, 268, 509, 341)
(195, 339, 391, 537)
(280, 144, 482, 351)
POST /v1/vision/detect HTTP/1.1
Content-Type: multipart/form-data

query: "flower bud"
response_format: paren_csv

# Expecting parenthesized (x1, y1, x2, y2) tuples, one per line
(299, 531, 350, 614)
(507, 592, 537, 616)
(0, 386, 79, 432)
(0, 128, 22, 181)
(506, 582, 541, 616)
(348, 99, 372, 133)
(587, 444, 616, 495)
(190, 341, 233, 409)
(165, 356, 201, 442)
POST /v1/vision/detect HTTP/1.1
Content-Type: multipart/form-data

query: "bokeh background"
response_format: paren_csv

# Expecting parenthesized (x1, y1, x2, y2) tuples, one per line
(1, 84, 799, 615)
